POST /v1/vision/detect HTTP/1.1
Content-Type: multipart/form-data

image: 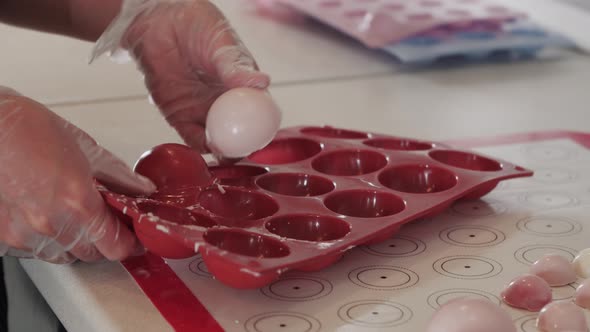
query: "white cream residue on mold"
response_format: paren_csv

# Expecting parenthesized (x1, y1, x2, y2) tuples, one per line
(156, 224, 170, 234)
(181, 224, 208, 231)
(145, 212, 160, 222)
(317, 242, 336, 249)
(239, 268, 262, 278)
(216, 183, 226, 194)
(340, 245, 356, 253)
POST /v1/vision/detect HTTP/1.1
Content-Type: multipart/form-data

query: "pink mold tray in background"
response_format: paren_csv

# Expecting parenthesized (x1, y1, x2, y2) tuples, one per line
(275, 0, 527, 47)
(99, 125, 533, 289)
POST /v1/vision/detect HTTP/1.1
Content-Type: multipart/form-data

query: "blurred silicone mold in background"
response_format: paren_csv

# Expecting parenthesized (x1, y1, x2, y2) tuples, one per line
(251, 0, 306, 23)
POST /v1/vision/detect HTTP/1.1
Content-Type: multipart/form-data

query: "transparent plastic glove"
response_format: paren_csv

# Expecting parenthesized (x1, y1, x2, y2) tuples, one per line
(0, 90, 156, 264)
(90, 0, 271, 152)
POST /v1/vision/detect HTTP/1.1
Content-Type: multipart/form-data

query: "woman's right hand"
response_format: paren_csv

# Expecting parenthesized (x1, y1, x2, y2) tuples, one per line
(0, 87, 156, 263)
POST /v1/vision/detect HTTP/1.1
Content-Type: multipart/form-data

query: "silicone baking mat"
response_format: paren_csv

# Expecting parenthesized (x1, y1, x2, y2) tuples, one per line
(122, 131, 590, 332)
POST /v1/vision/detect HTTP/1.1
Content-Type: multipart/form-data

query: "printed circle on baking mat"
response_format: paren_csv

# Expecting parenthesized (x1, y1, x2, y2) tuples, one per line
(433, 256, 502, 279)
(514, 244, 578, 265)
(519, 192, 578, 209)
(260, 276, 332, 302)
(361, 235, 426, 257)
(514, 314, 538, 332)
(440, 225, 505, 247)
(349, 266, 419, 290)
(451, 199, 506, 216)
(244, 312, 321, 332)
(523, 145, 576, 161)
(552, 284, 577, 301)
(533, 168, 578, 184)
(427, 288, 501, 309)
(517, 216, 582, 237)
(188, 258, 212, 278)
(337, 300, 413, 328)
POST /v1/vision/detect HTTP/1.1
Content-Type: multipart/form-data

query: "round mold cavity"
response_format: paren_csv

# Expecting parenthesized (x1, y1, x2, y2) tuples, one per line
(265, 214, 351, 242)
(312, 150, 387, 176)
(447, 9, 470, 17)
(345, 9, 368, 18)
(204, 229, 290, 258)
(137, 201, 217, 228)
(382, 3, 405, 12)
(407, 13, 433, 21)
(257, 173, 335, 197)
(487, 5, 509, 13)
(208, 165, 267, 186)
(198, 187, 279, 221)
(363, 138, 434, 151)
(300, 127, 369, 139)
(324, 190, 406, 218)
(320, 0, 341, 8)
(384, 3, 404, 10)
(379, 165, 458, 194)
(248, 138, 322, 165)
(429, 150, 502, 172)
(421, 0, 441, 6)
(134, 143, 213, 190)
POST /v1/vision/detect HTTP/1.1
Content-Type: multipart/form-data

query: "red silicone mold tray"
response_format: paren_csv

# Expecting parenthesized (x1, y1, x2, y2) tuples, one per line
(99, 126, 533, 289)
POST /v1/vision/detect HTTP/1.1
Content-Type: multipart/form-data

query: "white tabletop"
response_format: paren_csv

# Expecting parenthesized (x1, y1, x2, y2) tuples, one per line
(3, 0, 590, 331)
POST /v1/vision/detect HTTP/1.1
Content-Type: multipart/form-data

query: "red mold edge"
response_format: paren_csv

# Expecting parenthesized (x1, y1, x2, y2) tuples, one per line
(198, 229, 291, 289)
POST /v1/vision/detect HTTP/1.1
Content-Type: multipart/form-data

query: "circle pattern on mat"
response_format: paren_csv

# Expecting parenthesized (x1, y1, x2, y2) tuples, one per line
(188, 258, 212, 278)
(552, 284, 577, 301)
(433, 255, 502, 279)
(533, 168, 578, 184)
(523, 145, 576, 161)
(514, 314, 538, 332)
(427, 288, 501, 309)
(451, 199, 506, 216)
(514, 244, 578, 265)
(348, 266, 419, 290)
(439, 225, 505, 247)
(519, 192, 578, 209)
(516, 216, 582, 237)
(361, 235, 426, 257)
(260, 276, 333, 302)
(337, 300, 413, 328)
(244, 312, 321, 332)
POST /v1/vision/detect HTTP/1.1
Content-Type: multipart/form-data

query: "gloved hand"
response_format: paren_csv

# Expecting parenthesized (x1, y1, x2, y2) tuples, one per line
(91, 0, 271, 152)
(0, 88, 156, 264)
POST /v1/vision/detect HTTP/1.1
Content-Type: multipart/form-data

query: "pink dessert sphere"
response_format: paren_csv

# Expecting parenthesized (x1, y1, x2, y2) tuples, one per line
(501, 274, 552, 311)
(425, 297, 516, 332)
(530, 254, 577, 286)
(536, 300, 588, 332)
